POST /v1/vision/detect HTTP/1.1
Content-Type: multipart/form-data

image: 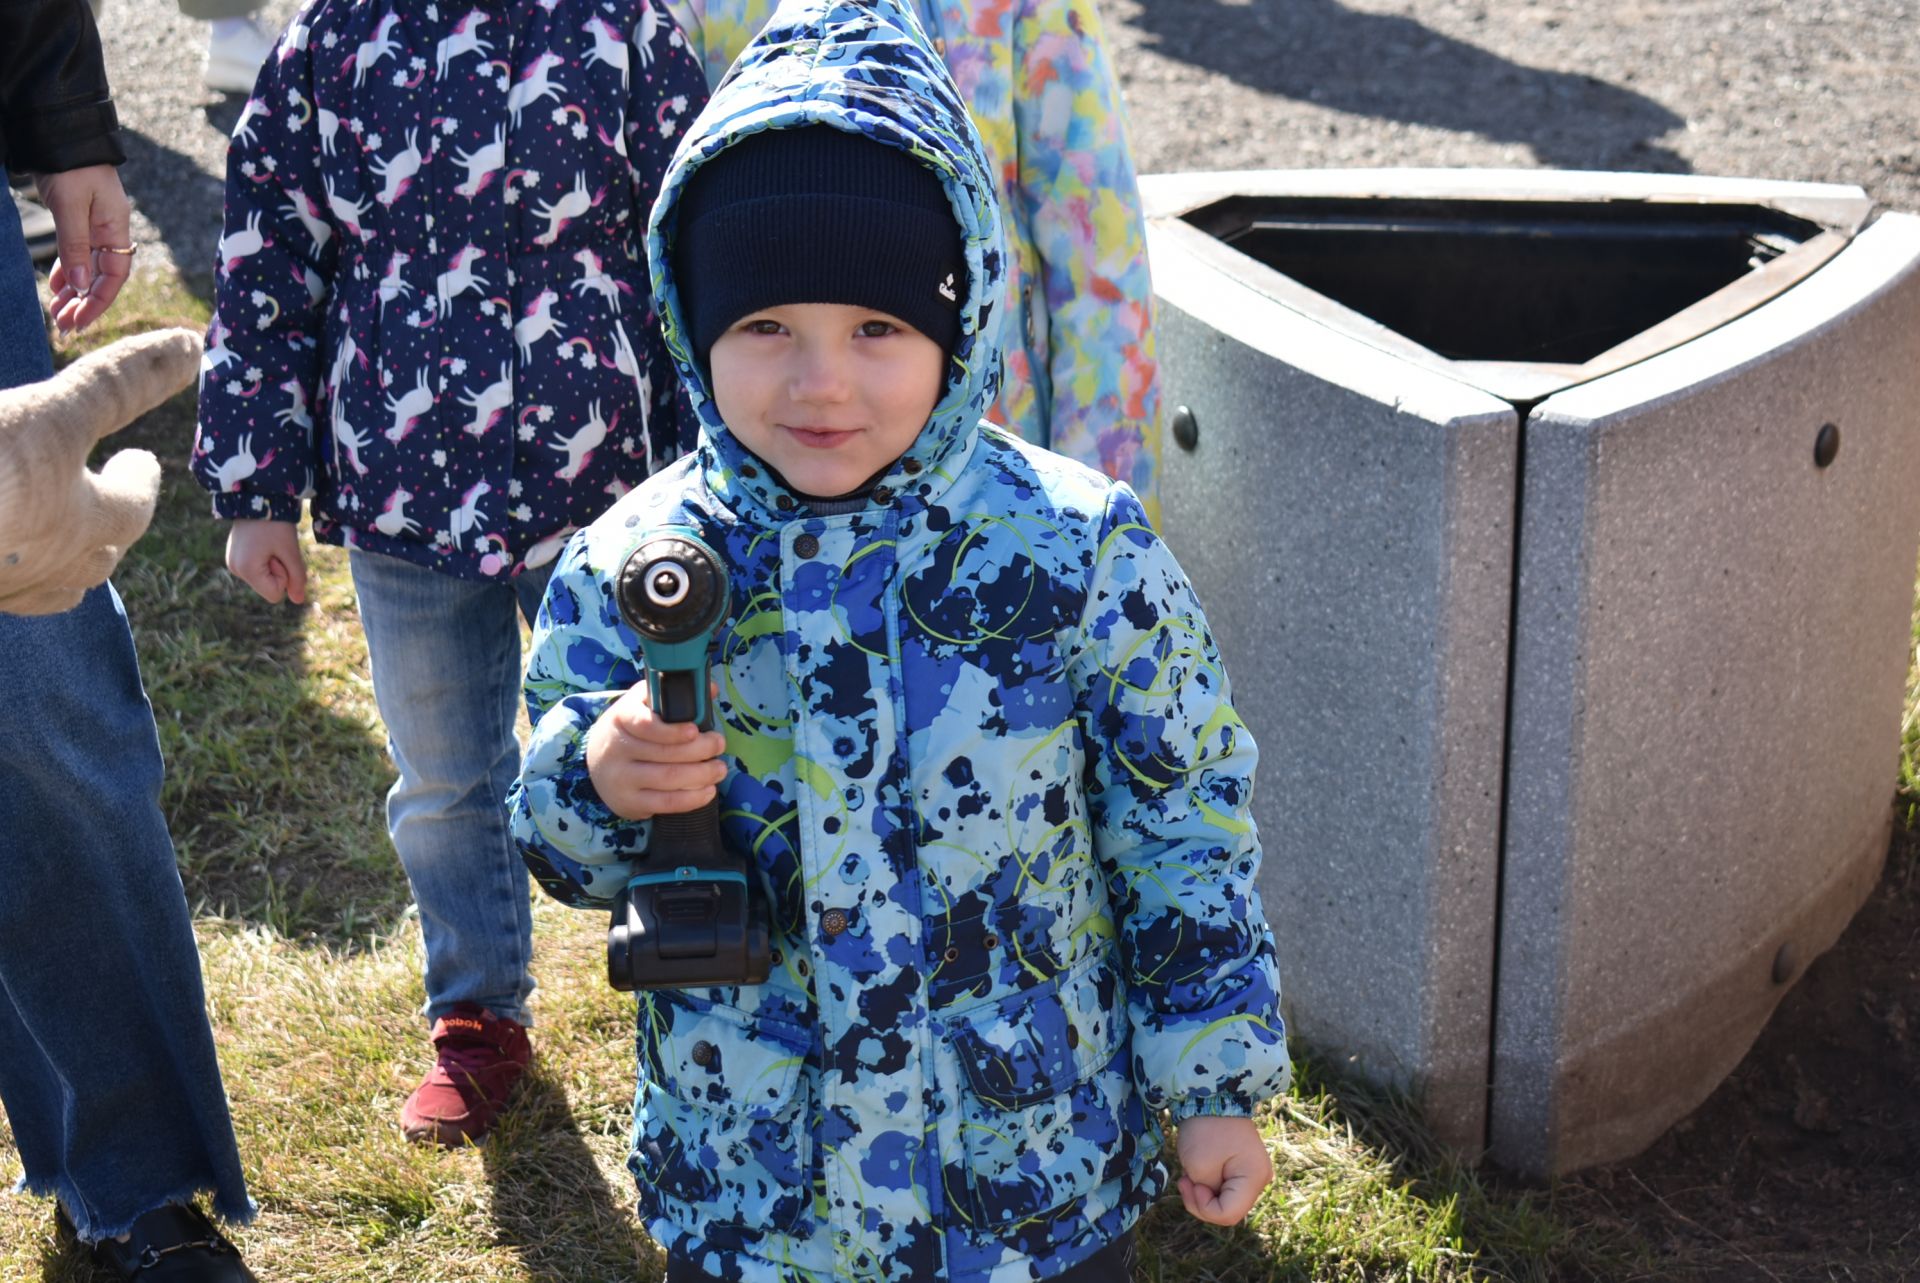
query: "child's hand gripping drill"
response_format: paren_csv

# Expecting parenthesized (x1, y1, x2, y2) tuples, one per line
(588, 528, 771, 990)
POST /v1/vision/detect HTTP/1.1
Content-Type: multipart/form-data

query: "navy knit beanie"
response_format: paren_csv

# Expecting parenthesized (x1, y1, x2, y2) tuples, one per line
(675, 125, 966, 360)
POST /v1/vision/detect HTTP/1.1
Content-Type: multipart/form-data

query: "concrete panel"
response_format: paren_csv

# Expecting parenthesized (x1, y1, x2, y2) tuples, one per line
(1493, 213, 1920, 1176)
(1151, 228, 1518, 1150)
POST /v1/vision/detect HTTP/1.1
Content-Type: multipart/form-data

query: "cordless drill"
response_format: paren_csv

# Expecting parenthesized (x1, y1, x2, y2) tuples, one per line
(605, 528, 771, 990)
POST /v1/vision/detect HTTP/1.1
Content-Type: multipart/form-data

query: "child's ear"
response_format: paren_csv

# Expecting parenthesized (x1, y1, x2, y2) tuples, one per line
(0, 328, 196, 614)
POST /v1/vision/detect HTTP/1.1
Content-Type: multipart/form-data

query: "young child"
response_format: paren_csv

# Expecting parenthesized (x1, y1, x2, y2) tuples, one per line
(508, 0, 1290, 1278)
(191, 0, 709, 1145)
(660, 0, 1166, 524)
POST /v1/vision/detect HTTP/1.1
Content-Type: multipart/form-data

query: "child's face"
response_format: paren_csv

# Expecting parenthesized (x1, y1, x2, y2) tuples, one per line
(708, 303, 946, 498)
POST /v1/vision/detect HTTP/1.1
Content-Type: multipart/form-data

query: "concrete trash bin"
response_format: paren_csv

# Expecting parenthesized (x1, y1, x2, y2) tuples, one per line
(1143, 169, 1920, 1178)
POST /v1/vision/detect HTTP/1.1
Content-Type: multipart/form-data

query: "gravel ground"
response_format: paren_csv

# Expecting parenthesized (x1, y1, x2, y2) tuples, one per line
(1105, 0, 1920, 211)
(94, 0, 307, 286)
(96, 0, 1920, 284)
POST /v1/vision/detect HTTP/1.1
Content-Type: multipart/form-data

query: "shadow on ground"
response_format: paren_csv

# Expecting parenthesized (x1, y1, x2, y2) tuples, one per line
(116, 126, 230, 302)
(1121, 0, 1689, 172)
(483, 1067, 661, 1283)
(1554, 821, 1920, 1282)
(100, 377, 409, 948)
(33, 1229, 90, 1283)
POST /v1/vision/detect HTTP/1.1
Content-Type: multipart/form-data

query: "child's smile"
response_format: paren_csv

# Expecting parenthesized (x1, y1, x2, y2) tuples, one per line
(708, 302, 946, 499)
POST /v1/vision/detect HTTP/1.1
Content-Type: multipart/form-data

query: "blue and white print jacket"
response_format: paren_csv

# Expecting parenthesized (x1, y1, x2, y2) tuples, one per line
(507, 1, 1290, 1278)
(192, 0, 709, 580)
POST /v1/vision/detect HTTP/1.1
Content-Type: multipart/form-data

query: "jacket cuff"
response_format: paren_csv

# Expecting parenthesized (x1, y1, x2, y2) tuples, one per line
(517, 691, 656, 867)
(9, 99, 123, 174)
(1169, 1094, 1259, 1123)
(211, 491, 302, 523)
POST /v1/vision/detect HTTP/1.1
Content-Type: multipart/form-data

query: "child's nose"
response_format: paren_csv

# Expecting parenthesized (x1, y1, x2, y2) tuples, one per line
(788, 347, 851, 403)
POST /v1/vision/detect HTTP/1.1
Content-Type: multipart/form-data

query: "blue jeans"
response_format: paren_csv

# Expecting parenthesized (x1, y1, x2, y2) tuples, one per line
(348, 550, 554, 1026)
(0, 193, 251, 1240)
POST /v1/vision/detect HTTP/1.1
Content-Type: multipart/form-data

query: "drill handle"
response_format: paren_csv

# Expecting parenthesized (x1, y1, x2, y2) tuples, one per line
(648, 665, 713, 729)
(643, 661, 726, 868)
(650, 800, 727, 866)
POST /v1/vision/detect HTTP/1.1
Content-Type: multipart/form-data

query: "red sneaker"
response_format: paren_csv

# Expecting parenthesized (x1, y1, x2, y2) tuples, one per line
(400, 1003, 531, 1146)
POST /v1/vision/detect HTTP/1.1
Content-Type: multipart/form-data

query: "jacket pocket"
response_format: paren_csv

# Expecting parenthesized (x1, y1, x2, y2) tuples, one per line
(946, 946, 1141, 1235)
(630, 993, 813, 1238)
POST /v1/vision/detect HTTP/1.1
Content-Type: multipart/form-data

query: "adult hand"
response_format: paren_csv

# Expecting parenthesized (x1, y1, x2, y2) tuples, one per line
(35, 164, 136, 334)
(0, 328, 196, 615)
(586, 680, 728, 820)
(226, 518, 309, 604)
(1175, 1114, 1274, 1226)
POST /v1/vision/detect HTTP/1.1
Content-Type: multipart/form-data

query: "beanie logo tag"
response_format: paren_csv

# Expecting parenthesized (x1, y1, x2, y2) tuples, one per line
(938, 273, 957, 303)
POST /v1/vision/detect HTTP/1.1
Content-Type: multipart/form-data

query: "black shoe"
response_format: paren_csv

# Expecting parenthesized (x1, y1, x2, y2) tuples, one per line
(57, 1202, 258, 1282)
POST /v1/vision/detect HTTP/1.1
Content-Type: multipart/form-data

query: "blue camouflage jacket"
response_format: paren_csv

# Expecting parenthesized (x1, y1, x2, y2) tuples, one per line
(506, 1, 1291, 1278)
(192, 0, 709, 579)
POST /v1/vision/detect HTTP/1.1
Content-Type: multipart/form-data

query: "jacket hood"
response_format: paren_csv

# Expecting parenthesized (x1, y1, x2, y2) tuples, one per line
(646, 0, 1005, 517)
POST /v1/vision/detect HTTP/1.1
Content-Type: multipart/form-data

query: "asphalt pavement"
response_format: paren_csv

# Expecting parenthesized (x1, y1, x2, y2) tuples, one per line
(1106, 0, 1918, 207)
(95, 0, 1919, 287)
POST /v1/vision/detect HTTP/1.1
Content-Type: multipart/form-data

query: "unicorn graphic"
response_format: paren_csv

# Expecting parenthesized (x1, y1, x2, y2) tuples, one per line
(507, 52, 567, 124)
(514, 289, 564, 362)
(435, 10, 491, 79)
(331, 397, 371, 477)
(232, 96, 272, 147)
(279, 186, 333, 256)
(216, 210, 269, 274)
(582, 16, 628, 87)
(383, 366, 435, 442)
(570, 247, 629, 306)
(348, 12, 403, 88)
(453, 125, 506, 198)
(317, 105, 341, 156)
(549, 400, 613, 481)
(449, 479, 492, 550)
(376, 250, 414, 319)
(369, 129, 423, 206)
(531, 172, 604, 247)
(436, 245, 489, 310)
(324, 177, 374, 240)
(275, 379, 313, 433)
(634, 2, 661, 68)
(457, 362, 512, 436)
(210, 434, 276, 491)
(374, 485, 421, 537)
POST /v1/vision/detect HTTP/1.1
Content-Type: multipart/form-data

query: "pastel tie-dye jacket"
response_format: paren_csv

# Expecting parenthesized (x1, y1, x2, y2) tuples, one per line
(192, 0, 708, 580)
(507, 1, 1288, 1278)
(661, 0, 1164, 524)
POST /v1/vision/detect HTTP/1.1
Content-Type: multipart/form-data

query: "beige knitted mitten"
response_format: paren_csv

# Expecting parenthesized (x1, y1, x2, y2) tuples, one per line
(0, 327, 200, 616)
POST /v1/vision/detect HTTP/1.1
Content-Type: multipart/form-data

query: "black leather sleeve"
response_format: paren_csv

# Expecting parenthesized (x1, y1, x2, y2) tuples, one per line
(0, 0, 125, 175)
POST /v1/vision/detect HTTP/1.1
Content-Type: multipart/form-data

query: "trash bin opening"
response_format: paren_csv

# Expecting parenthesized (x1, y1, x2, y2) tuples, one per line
(1184, 196, 1824, 365)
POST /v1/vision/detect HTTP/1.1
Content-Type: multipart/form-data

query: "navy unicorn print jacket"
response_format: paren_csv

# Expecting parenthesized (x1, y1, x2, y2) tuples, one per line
(508, 0, 1292, 1277)
(193, 0, 708, 579)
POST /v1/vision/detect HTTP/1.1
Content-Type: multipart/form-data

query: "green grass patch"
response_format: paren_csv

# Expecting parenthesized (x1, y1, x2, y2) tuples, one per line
(1136, 1062, 1632, 1283)
(66, 268, 403, 942)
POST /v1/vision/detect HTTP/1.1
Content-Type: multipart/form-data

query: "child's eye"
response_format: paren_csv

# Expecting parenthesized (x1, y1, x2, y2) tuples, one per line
(741, 318, 784, 335)
(857, 320, 898, 338)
